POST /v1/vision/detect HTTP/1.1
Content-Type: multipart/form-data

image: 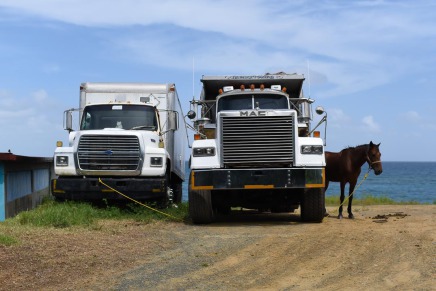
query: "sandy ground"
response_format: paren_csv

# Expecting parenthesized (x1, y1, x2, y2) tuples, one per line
(0, 204, 435, 291)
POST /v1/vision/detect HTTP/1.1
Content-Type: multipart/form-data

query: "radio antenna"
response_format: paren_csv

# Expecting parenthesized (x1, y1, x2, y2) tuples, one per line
(307, 60, 311, 97)
(192, 57, 195, 101)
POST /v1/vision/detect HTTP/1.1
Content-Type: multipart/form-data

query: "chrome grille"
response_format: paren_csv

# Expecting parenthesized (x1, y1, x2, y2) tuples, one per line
(78, 135, 140, 171)
(221, 115, 294, 167)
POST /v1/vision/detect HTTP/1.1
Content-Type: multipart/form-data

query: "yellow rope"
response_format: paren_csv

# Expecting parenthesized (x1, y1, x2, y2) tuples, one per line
(329, 170, 370, 215)
(98, 178, 183, 221)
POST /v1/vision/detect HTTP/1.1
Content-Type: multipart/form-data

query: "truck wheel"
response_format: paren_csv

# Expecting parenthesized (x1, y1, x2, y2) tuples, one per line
(300, 188, 325, 222)
(189, 189, 215, 224)
(189, 176, 214, 224)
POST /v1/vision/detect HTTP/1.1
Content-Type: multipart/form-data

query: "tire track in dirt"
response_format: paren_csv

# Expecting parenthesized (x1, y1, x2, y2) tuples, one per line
(110, 206, 435, 291)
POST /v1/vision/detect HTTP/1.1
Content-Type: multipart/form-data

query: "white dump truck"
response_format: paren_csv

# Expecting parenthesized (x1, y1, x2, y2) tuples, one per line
(187, 73, 327, 223)
(51, 82, 186, 204)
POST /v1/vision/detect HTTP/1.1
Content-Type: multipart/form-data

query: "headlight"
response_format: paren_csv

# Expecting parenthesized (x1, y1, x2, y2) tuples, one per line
(301, 145, 323, 155)
(193, 147, 216, 157)
(56, 156, 69, 166)
(150, 157, 163, 167)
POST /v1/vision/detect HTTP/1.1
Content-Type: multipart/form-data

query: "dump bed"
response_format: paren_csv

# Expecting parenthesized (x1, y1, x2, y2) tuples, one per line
(200, 73, 305, 101)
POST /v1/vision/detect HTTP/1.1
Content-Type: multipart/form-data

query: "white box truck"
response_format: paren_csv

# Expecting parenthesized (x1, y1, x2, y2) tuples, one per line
(51, 82, 186, 204)
(187, 73, 327, 223)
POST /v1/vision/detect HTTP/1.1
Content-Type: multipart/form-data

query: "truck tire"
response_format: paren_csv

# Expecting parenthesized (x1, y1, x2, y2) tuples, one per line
(189, 176, 214, 224)
(189, 189, 214, 224)
(300, 188, 325, 222)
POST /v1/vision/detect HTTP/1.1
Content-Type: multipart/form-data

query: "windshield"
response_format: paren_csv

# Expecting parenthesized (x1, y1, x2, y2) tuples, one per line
(217, 94, 289, 112)
(80, 104, 158, 130)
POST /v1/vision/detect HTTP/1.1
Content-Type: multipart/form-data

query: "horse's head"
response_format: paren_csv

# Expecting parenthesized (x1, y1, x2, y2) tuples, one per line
(367, 141, 383, 175)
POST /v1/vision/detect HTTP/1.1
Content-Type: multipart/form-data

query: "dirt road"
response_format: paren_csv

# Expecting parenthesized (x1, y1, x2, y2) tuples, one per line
(1, 205, 435, 290)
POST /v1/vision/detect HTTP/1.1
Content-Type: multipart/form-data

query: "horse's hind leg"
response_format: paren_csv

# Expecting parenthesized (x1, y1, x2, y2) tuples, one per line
(348, 182, 357, 219)
(338, 182, 345, 219)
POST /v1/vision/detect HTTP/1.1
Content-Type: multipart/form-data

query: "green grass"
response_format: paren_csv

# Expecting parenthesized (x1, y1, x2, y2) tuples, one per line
(1, 195, 429, 247)
(0, 233, 18, 246)
(1, 193, 430, 231)
(0, 199, 188, 247)
(6, 199, 189, 229)
(325, 194, 425, 206)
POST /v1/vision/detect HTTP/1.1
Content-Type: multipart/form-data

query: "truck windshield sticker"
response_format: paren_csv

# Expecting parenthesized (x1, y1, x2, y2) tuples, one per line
(112, 105, 123, 110)
(225, 75, 281, 80)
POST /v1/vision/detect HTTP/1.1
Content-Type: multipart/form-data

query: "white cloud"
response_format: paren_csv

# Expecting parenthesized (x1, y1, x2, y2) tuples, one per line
(1, 0, 436, 160)
(361, 115, 381, 133)
(0, 91, 15, 107)
(1, 0, 435, 98)
(0, 88, 55, 131)
(27, 114, 52, 133)
(42, 63, 60, 73)
(328, 108, 352, 126)
(401, 110, 422, 123)
(0, 108, 34, 118)
(32, 89, 48, 103)
(0, 88, 64, 156)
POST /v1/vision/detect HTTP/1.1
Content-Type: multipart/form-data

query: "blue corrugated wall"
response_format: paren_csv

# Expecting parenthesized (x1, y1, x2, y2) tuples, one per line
(33, 168, 50, 192)
(0, 166, 51, 221)
(0, 164, 5, 221)
(6, 171, 32, 202)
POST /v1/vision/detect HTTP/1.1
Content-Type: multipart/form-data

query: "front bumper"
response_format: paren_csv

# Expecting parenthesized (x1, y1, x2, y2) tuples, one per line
(51, 177, 167, 200)
(190, 168, 325, 190)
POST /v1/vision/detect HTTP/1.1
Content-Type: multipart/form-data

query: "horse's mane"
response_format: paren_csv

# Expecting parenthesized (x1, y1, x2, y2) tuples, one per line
(342, 144, 369, 152)
(346, 144, 368, 150)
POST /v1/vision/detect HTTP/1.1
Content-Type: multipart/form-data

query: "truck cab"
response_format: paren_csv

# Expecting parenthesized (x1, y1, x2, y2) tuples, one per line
(52, 82, 186, 204)
(188, 73, 326, 223)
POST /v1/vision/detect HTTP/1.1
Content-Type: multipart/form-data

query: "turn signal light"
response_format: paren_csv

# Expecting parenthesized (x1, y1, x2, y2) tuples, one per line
(194, 134, 201, 140)
(313, 131, 320, 138)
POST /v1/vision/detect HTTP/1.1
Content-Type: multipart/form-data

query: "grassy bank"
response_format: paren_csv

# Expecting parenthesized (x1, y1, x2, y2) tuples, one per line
(1, 195, 429, 247)
(0, 199, 189, 246)
(15, 199, 188, 227)
(325, 194, 425, 206)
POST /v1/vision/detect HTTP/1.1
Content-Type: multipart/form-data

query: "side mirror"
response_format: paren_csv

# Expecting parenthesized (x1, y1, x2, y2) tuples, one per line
(187, 110, 196, 119)
(168, 111, 179, 131)
(64, 110, 73, 131)
(315, 106, 325, 115)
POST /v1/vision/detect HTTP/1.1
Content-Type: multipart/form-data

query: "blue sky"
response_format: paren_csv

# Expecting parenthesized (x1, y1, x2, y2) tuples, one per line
(0, 0, 435, 161)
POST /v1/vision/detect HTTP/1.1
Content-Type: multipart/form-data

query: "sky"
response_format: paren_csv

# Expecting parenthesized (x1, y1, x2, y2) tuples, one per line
(0, 0, 435, 161)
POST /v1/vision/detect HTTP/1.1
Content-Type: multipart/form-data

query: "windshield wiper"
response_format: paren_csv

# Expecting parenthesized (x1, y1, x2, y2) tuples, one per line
(130, 125, 156, 130)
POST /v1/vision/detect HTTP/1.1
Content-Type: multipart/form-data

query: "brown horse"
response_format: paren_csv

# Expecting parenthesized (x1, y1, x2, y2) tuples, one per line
(325, 141, 383, 219)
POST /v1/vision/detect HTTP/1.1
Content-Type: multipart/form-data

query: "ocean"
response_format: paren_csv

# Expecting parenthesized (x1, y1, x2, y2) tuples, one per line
(182, 162, 436, 204)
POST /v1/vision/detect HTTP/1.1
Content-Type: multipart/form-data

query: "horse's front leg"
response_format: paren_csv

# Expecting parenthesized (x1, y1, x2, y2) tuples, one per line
(347, 181, 357, 219)
(338, 182, 345, 219)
